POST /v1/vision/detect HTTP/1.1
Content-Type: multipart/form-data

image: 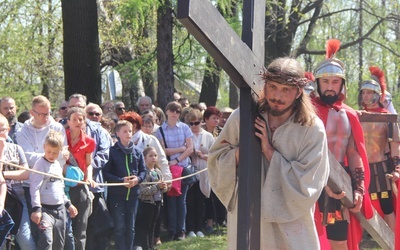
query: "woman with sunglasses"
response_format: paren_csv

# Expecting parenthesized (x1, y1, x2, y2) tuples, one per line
(154, 101, 193, 241)
(184, 109, 214, 238)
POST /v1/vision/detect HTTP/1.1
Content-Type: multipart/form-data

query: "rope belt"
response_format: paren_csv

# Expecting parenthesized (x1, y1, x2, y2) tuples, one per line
(0, 160, 207, 186)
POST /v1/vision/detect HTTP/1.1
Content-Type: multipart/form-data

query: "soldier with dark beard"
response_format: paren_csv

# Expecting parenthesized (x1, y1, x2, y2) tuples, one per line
(312, 39, 373, 250)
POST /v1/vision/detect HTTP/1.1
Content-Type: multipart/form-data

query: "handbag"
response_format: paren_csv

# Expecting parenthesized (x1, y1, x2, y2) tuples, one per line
(181, 163, 199, 186)
(167, 165, 183, 196)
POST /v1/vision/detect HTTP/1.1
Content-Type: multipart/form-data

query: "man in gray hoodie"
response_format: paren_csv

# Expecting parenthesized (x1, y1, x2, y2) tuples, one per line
(16, 95, 67, 245)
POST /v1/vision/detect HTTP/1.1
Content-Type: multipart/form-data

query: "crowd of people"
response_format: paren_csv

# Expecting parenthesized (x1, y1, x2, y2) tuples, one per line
(0, 38, 400, 250)
(0, 91, 233, 250)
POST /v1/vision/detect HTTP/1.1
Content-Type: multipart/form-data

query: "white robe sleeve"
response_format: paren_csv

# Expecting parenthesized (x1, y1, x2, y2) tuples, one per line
(208, 109, 240, 212)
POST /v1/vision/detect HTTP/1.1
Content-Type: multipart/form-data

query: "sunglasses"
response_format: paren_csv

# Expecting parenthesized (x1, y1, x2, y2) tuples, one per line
(59, 107, 68, 110)
(189, 121, 201, 126)
(170, 109, 181, 114)
(88, 112, 101, 117)
(117, 107, 126, 111)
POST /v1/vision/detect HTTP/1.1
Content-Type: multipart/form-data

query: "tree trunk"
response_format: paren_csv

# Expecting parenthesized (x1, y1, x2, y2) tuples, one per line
(358, 0, 364, 89)
(156, 0, 174, 111)
(199, 56, 221, 106)
(62, 0, 101, 104)
(141, 68, 156, 103)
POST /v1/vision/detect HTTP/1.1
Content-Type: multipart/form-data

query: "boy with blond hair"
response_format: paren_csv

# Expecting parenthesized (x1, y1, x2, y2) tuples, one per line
(30, 130, 77, 249)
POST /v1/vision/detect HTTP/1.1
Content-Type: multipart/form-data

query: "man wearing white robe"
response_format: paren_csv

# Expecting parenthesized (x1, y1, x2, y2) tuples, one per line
(208, 57, 330, 249)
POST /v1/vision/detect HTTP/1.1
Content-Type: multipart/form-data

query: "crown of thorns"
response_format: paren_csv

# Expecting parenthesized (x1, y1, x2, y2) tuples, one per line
(261, 71, 308, 88)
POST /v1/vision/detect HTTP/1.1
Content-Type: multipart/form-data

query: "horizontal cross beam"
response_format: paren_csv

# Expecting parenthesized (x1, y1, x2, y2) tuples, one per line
(328, 152, 394, 249)
(358, 112, 398, 123)
(177, 0, 264, 94)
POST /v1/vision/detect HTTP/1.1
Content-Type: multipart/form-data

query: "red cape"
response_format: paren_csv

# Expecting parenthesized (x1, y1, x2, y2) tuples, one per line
(363, 106, 389, 113)
(396, 180, 400, 250)
(313, 98, 374, 250)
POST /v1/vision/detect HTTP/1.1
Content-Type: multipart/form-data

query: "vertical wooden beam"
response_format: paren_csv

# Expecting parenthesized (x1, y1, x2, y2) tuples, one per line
(238, 1, 265, 249)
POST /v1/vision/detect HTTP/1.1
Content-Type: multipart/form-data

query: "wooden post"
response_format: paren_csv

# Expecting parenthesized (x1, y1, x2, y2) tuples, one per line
(237, 1, 265, 249)
(177, 1, 265, 248)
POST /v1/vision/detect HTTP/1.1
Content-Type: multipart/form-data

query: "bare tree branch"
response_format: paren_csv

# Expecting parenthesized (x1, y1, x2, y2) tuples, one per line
(366, 37, 400, 57)
(300, 16, 388, 56)
(299, 8, 359, 26)
(292, 0, 323, 57)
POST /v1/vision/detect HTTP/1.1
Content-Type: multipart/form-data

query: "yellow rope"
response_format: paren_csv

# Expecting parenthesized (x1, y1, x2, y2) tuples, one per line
(0, 160, 207, 186)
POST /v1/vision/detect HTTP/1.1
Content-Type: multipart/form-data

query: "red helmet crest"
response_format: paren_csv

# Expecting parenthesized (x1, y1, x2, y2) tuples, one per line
(369, 66, 386, 101)
(325, 39, 341, 59)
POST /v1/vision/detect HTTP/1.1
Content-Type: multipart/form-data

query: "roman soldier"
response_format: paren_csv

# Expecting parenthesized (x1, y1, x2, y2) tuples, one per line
(312, 39, 373, 249)
(358, 66, 400, 231)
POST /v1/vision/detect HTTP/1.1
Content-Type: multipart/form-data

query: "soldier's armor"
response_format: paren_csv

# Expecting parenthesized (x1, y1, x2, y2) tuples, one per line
(325, 108, 351, 163)
(362, 120, 388, 163)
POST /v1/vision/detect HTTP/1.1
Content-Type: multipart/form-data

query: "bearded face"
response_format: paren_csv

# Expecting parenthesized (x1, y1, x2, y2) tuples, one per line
(319, 90, 340, 105)
(265, 81, 300, 117)
(317, 76, 344, 105)
(266, 98, 297, 117)
(0, 100, 17, 125)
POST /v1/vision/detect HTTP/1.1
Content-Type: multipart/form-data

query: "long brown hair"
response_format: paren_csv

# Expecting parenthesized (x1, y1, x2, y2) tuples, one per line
(257, 57, 316, 126)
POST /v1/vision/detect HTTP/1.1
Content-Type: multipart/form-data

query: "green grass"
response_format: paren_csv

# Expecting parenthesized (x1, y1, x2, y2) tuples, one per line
(158, 234, 227, 250)
(154, 230, 383, 250)
(156, 227, 227, 250)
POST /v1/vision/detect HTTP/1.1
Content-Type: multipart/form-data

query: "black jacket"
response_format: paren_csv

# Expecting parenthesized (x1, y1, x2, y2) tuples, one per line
(103, 140, 146, 199)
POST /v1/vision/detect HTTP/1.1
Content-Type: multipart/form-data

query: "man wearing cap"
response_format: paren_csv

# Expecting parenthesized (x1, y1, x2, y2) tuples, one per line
(358, 66, 400, 232)
(218, 107, 234, 128)
(312, 39, 373, 249)
(208, 57, 330, 249)
(57, 100, 69, 122)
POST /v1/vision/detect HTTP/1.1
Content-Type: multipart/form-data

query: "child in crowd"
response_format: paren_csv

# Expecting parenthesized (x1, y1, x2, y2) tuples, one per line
(30, 130, 78, 249)
(138, 147, 167, 250)
(103, 120, 146, 250)
(142, 117, 155, 135)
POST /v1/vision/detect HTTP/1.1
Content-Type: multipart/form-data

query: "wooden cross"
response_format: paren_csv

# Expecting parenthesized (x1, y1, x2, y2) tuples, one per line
(177, 0, 394, 249)
(177, 0, 264, 249)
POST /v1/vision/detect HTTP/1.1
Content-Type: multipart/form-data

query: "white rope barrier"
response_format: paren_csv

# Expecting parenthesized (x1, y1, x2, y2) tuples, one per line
(0, 160, 207, 186)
